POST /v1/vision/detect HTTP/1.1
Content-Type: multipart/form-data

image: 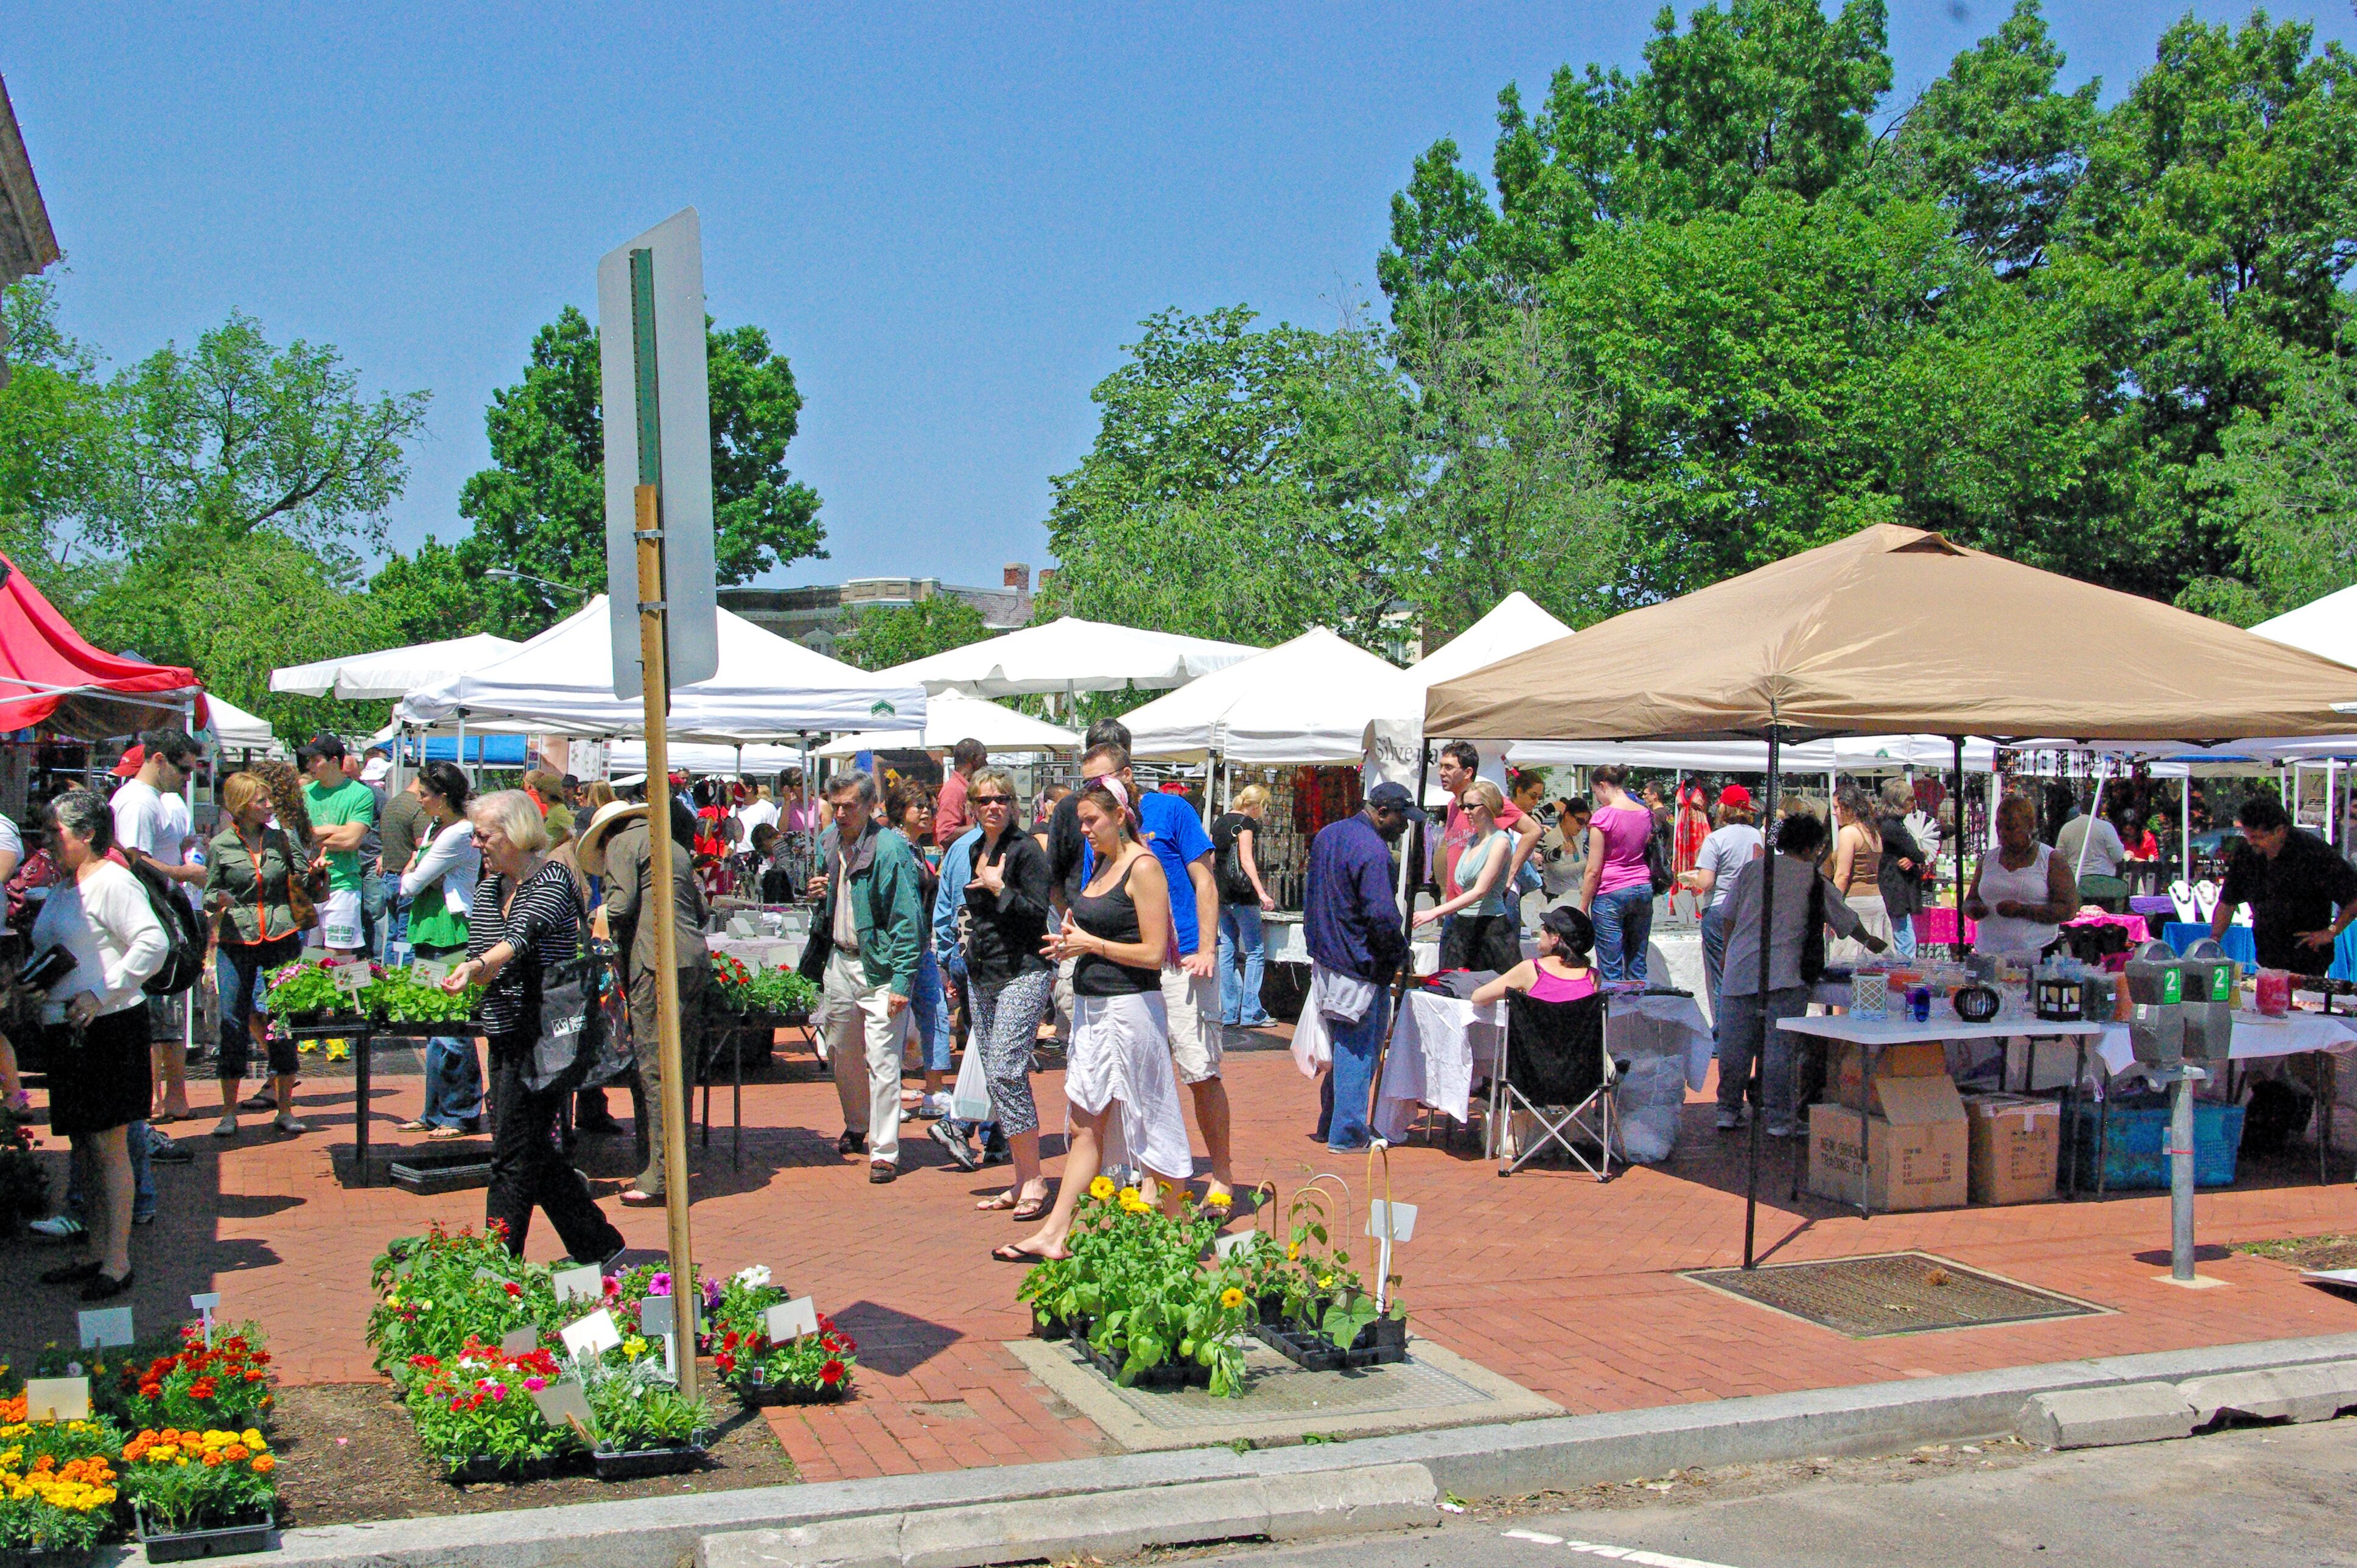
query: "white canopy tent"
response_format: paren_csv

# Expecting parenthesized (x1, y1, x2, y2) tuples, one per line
(200, 691, 279, 755)
(396, 597, 925, 740)
(2252, 583, 2357, 671)
(271, 632, 524, 701)
(1406, 592, 1574, 691)
(880, 615, 1259, 697)
(813, 693, 1079, 758)
(1123, 628, 1423, 765)
(606, 740, 812, 777)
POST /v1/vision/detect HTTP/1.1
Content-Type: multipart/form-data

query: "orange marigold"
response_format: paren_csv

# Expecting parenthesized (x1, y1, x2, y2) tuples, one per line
(251, 1454, 275, 1474)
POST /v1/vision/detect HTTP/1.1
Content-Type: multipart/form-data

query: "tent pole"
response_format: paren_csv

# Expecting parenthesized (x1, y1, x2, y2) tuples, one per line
(1952, 738, 1966, 955)
(183, 696, 198, 1073)
(2075, 760, 2107, 880)
(2182, 780, 2193, 885)
(1743, 727, 1782, 1271)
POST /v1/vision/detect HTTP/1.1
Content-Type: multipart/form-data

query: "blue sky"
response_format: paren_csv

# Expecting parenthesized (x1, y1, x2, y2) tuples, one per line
(9, 2, 2353, 591)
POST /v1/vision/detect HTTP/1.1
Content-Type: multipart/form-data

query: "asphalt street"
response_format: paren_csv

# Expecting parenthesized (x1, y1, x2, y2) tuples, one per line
(1186, 1421, 2357, 1568)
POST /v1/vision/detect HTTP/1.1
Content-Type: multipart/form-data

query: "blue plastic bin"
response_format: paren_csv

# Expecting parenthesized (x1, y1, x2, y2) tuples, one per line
(2068, 1097, 2244, 1191)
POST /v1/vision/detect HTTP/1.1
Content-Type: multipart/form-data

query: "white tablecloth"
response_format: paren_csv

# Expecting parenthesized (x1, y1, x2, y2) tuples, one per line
(1291, 982, 1713, 1142)
(2093, 1009, 2357, 1075)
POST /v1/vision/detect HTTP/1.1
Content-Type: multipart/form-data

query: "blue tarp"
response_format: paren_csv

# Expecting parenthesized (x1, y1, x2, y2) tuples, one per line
(405, 735, 528, 766)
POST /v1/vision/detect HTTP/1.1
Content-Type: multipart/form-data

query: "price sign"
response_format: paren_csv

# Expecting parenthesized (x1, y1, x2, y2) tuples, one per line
(500, 1328, 540, 1356)
(552, 1264, 604, 1304)
(527, 1377, 594, 1439)
(559, 1309, 622, 1359)
(1366, 1200, 1419, 1244)
(412, 958, 452, 989)
(23, 1377, 90, 1421)
(77, 1307, 135, 1348)
(332, 959, 372, 996)
(764, 1297, 818, 1343)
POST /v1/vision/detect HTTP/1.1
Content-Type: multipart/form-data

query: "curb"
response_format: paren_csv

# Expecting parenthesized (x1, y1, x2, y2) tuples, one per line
(245, 1331, 2357, 1568)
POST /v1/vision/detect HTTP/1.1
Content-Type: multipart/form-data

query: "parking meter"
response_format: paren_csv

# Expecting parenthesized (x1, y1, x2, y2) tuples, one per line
(2124, 941, 2185, 1068)
(2176, 939, 2237, 1068)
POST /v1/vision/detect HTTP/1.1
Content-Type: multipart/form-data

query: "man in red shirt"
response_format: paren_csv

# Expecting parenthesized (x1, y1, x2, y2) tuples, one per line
(934, 737, 986, 847)
(1433, 741, 1540, 894)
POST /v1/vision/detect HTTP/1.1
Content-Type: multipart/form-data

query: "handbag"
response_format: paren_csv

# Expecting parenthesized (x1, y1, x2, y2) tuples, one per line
(519, 950, 603, 1096)
(18, 943, 74, 993)
(1799, 867, 1830, 985)
(1644, 821, 1676, 897)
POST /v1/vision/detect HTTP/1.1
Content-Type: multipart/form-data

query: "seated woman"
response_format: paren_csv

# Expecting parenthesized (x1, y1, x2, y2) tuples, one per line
(1471, 905, 1599, 1008)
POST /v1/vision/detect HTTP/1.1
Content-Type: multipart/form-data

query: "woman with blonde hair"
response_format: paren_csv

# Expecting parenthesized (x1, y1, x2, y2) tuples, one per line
(204, 772, 308, 1139)
(1211, 783, 1276, 1028)
(1414, 778, 1519, 971)
(958, 768, 1056, 1218)
(442, 790, 622, 1264)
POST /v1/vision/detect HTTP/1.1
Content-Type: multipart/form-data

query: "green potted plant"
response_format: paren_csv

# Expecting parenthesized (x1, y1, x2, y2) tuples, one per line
(121, 1426, 277, 1561)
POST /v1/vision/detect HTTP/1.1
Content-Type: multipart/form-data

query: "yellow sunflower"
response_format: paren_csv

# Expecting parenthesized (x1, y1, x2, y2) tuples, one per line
(1219, 1287, 1246, 1311)
(1088, 1175, 1116, 1202)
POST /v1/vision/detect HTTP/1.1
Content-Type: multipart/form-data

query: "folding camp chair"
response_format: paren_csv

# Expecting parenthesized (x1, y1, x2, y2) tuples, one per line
(2076, 873, 2129, 912)
(1493, 991, 1623, 1180)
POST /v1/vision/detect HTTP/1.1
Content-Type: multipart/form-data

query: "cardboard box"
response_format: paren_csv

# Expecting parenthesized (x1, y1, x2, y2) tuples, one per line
(1829, 1041, 1952, 1115)
(1963, 1093, 2061, 1205)
(1807, 1078, 1969, 1212)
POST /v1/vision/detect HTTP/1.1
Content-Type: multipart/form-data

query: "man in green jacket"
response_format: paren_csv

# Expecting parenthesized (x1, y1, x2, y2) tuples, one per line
(806, 770, 924, 1183)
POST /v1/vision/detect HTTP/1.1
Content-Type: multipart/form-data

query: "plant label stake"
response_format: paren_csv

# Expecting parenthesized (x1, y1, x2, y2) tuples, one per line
(1365, 1201, 1418, 1315)
(77, 1307, 134, 1349)
(641, 1293, 696, 1380)
(552, 1264, 604, 1304)
(23, 1377, 89, 1422)
(501, 1328, 539, 1356)
(527, 1377, 594, 1444)
(331, 959, 371, 996)
(1213, 1231, 1260, 1260)
(411, 957, 450, 989)
(765, 1297, 818, 1343)
(189, 1292, 220, 1349)
(560, 1309, 623, 1360)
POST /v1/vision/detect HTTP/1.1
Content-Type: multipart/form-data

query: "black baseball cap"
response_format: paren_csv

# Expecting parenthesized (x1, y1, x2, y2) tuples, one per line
(299, 733, 347, 766)
(1365, 782, 1426, 821)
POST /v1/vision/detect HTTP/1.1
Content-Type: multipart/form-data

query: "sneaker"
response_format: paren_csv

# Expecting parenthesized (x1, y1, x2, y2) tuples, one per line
(275, 1114, 308, 1136)
(28, 1214, 86, 1242)
(132, 1209, 156, 1227)
(923, 1091, 954, 1119)
(1714, 1108, 1741, 1131)
(1764, 1122, 1799, 1139)
(149, 1133, 195, 1166)
(867, 1162, 898, 1185)
(211, 1116, 240, 1139)
(928, 1118, 981, 1172)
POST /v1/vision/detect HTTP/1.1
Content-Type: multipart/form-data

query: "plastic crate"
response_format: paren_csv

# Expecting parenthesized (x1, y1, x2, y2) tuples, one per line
(2068, 1097, 2244, 1191)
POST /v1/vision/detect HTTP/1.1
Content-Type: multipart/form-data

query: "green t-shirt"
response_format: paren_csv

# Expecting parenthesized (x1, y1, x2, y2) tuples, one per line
(305, 777, 377, 893)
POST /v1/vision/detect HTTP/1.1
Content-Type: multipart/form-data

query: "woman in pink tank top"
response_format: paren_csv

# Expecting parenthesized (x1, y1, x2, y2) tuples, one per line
(1473, 905, 1599, 1007)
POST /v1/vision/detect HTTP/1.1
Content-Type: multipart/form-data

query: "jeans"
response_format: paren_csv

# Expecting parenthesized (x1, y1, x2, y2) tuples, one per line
(1592, 886, 1654, 986)
(1217, 905, 1270, 1025)
(410, 943, 481, 1130)
(1324, 989, 1391, 1152)
(362, 873, 393, 961)
(485, 1035, 625, 1262)
(1714, 985, 1812, 1132)
(1889, 911, 1917, 960)
(912, 948, 951, 1074)
(1700, 901, 1732, 1024)
(215, 940, 303, 1081)
(68, 1119, 155, 1223)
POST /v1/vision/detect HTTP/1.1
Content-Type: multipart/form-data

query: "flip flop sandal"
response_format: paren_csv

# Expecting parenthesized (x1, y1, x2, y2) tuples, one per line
(975, 1191, 1020, 1212)
(991, 1242, 1063, 1264)
(1010, 1197, 1050, 1223)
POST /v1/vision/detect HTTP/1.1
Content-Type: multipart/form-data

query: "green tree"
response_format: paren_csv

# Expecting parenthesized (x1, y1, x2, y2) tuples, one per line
(454, 306, 825, 635)
(1879, 0, 2100, 276)
(1041, 307, 1407, 648)
(2048, 11, 2357, 595)
(0, 279, 116, 567)
(2180, 350, 2357, 625)
(97, 311, 429, 555)
(834, 595, 992, 672)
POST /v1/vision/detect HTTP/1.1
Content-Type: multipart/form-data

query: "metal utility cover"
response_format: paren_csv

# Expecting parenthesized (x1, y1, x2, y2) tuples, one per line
(1684, 1251, 2106, 1339)
(598, 206, 719, 697)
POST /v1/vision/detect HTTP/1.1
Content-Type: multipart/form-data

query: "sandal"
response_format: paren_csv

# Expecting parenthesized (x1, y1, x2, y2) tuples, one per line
(991, 1242, 1065, 1264)
(975, 1190, 1019, 1212)
(394, 1119, 432, 1132)
(426, 1125, 474, 1140)
(618, 1189, 664, 1207)
(1010, 1194, 1050, 1223)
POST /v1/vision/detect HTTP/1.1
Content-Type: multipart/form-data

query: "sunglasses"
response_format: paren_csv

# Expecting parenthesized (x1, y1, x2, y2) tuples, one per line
(972, 794, 1013, 807)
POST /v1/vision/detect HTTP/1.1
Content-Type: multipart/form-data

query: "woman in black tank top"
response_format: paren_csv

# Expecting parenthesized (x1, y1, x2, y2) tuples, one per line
(995, 783, 1177, 1264)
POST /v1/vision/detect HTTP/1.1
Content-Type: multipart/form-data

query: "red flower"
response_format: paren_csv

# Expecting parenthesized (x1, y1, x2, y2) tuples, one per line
(723, 1330, 740, 1351)
(189, 1378, 217, 1400)
(820, 1359, 845, 1385)
(410, 1354, 442, 1369)
(504, 1281, 523, 1298)
(713, 1351, 736, 1375)
(244, 1370, 264, 1383)
(139, 1382, 163, 1399)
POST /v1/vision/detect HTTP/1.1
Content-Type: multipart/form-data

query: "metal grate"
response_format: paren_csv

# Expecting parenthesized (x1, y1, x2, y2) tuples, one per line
(1079, 1339, 1496, 1432)
(1683, 1251, 2105, 1338)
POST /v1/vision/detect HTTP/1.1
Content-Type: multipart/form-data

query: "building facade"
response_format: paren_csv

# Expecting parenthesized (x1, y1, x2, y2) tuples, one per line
(718, 563, 1038, 657)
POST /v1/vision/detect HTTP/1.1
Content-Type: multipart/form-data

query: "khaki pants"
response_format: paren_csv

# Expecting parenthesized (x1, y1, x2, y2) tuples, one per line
(626, 964, 707, 1196)
(822, 950, 908, 1165)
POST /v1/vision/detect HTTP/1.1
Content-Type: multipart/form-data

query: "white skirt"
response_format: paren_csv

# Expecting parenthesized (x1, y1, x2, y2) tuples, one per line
(1065, 991, 1193, 1183)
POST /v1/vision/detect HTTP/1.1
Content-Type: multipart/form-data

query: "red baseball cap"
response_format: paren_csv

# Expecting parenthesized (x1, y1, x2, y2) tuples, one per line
(1717, 783, 1753, 810)
(111, 745, 144, 779)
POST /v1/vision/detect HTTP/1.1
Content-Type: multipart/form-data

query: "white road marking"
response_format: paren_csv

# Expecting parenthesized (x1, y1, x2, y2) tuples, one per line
(1504, 1530, 1566, 1544)
(1563, 1541, 1748, 1568)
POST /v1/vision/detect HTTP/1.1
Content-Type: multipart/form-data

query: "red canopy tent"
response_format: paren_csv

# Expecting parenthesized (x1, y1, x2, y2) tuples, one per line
(0, 553, 203, 739)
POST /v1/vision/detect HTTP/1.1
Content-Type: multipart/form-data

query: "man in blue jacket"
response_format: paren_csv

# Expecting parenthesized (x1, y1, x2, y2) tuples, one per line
(1304, 782, 1416, 1151)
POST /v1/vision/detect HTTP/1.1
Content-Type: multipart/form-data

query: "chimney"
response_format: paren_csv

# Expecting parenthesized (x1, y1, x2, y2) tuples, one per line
(1003, 562, 1031, 592)
(1036, 567, 1057, 595)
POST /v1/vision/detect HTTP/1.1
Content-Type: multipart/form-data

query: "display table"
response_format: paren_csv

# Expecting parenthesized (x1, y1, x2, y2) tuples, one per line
(1773, 1013, 2107, 1219)
(1292, 978, 1712, 1151)
(707, 933, 802, 971)
(2160, 922, 2255, 965)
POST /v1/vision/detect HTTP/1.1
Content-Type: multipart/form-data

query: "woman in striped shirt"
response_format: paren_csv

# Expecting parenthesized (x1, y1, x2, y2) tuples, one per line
(443, 789, 625, 1266)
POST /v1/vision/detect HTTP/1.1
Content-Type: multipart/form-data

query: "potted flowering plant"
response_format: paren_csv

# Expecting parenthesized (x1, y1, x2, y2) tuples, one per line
(403, 1339, 571, 1482)
(0, 1098, 48, 1237)
(368, 1223, 555, 1385)
(1241, 1188, 1406, 1371)
(1017, 1180, 1253, 1395)
(121, 1325, 275, 1433)
(0, 1407, 119, 1564)
(120, 1427, 275, 1561)
(706, 1267, 858, 1406)
(572, 1353, 711, 1480)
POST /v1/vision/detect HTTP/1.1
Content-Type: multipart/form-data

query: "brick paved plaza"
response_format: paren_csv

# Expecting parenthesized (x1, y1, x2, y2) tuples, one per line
(4, 1032, 2352, 1485)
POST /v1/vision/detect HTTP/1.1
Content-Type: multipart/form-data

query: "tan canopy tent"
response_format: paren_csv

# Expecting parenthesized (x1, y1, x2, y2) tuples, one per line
(1417, 524, 2357, 1269)
(1424, 524, 2357, 744)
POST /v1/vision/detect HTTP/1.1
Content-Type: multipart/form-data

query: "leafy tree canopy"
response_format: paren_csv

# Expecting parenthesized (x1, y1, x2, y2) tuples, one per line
(833, 595, 992, 673)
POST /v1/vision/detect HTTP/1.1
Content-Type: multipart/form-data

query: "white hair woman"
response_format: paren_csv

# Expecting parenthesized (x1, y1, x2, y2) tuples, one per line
(442, 790, 623, 1265)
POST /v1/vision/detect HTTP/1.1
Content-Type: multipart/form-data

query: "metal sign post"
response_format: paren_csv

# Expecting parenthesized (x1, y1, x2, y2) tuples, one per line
(600, 210, 719, 1402)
